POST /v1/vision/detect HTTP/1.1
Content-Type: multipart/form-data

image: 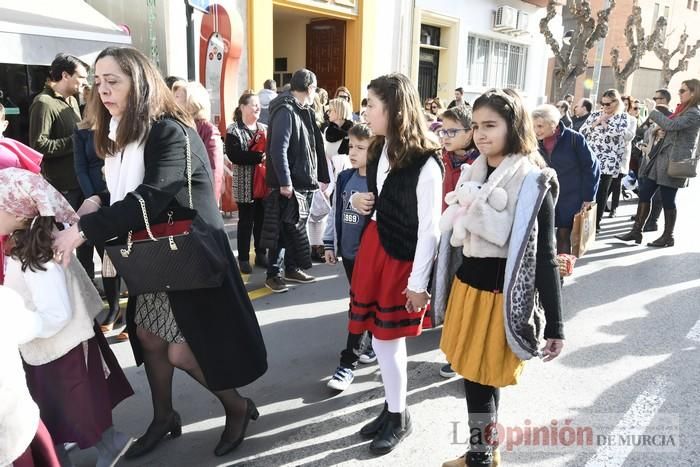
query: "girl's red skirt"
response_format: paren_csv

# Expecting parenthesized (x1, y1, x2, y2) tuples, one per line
(349, 221, 431, 340)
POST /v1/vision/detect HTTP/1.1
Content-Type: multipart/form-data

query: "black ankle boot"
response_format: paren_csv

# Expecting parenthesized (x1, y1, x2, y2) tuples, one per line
(648, 208, 676, 247)
(359, 402, 389, 438)
(616, 202, 650, 244)
(369, 410, 412, 455)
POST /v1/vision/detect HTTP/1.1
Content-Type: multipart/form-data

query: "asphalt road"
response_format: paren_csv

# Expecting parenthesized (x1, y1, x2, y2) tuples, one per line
(71, 181, 700, 467)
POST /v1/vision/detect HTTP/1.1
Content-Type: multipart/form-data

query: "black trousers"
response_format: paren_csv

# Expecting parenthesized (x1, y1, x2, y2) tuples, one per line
(267, 191, 314, 277)
(464, 379, 500, 459)
(608, 174, 624, 211)
(595, 174, 615, 228)
(236, 200, 265, 261)
(339, 257, 372, 369)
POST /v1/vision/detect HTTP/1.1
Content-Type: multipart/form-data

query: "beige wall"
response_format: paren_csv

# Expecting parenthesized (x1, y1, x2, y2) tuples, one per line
(273, 16, 308, 75)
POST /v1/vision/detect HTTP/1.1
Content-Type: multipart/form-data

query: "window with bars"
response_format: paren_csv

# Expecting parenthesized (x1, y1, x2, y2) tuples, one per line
(466, 36, 528, 90)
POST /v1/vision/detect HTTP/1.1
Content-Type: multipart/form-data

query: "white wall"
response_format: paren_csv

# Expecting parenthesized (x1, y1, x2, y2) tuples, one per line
(371, 0, 413, 77)
(413, 0, 550, 108)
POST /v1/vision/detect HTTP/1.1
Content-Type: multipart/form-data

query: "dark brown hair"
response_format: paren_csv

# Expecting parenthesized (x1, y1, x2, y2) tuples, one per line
(441, 106, 476, 151)
(89, 47, 193, 158)
(348, 123, 373, 140)
(681, 79, 700, 113)
(234, 92, 257, 123)
(9, 217, 56, 272)
(473, 88, 543, 166)
(366, 73, 440, 168)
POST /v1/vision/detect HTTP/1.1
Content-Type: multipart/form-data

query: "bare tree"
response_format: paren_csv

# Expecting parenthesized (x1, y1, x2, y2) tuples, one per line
(610, 1, 666, 92)
(653, 27, 700, 87)
(540, 0, 616, 101)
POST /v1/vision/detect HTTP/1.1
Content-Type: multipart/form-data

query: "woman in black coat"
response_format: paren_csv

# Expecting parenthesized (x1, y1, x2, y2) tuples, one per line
(53, 47, 267, 459)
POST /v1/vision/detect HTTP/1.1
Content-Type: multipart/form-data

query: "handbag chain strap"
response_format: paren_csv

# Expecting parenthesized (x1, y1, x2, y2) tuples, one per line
(120, 123, 193, 258)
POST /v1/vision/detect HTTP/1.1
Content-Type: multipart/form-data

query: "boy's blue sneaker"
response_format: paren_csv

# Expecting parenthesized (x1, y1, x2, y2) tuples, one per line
(327, 366, 355, 391)
(358, 349, 377, 364)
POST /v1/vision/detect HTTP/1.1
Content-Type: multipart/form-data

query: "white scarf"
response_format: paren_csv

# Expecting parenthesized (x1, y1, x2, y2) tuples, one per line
(104, 117, 146, 205)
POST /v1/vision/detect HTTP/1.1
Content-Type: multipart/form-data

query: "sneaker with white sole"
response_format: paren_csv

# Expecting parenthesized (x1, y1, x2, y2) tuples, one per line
(439, 363, 457, 378)
(327, 366, 354, 391)
(358, 349, 377, 364)
(285, 269, 316, 283)
(265, 277, 289, 293)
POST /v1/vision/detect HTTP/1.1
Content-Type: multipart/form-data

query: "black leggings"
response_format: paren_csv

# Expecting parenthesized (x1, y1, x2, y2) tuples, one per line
(236, 200, 265, 261)
(595, 174, 615, 228)
(464, 379, 500, 454)
(339, 257, 372, 368)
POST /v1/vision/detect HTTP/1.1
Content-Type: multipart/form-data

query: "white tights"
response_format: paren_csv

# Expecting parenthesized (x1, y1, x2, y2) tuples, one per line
(372, 336, 408, 413)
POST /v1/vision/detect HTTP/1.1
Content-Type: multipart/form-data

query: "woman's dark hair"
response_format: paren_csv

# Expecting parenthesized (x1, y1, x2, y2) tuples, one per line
(9, 217, 56, 272)
(49, 53, 88, 82)
(441, 106, 476, 151)
(366, 73, 440, 168)
(681, 79, 700, 112)
(89, 47, 194, 158)
(289, 68, 317, 92)
(473, 88, 542, 165)
(348, 123, 373, 140)
(234, 92, 257, 123)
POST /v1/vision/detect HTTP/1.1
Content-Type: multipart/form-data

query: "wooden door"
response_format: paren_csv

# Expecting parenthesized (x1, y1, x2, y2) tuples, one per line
(306, 19, 346, 95)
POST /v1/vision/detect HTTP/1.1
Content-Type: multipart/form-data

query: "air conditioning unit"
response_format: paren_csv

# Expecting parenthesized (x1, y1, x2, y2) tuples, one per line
(494, 6, 518, 32)
(517, 10, 529, 32)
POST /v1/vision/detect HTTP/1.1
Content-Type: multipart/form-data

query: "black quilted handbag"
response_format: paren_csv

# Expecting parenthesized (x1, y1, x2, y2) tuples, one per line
(104, 130, 227, 295)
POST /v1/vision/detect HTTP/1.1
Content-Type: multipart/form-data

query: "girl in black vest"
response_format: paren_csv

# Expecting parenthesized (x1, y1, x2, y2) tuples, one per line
(349, 73, 443, 455)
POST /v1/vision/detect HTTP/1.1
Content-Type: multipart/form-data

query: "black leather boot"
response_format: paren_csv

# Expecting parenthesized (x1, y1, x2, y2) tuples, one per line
(369, 410, 412, 455)
(359, 402, 389, 438)
(615, 202, 650, 244)
(643, 199, 662, 231)
(648, 208, 676, 247)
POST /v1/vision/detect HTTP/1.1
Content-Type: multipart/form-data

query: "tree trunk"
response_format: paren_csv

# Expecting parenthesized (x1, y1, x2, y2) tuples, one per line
(554, 74, 578, 102)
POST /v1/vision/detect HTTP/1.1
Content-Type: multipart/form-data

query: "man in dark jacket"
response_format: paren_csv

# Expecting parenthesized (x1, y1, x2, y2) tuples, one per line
(264, 68, 330, 293)
(572, 98, 592, 132)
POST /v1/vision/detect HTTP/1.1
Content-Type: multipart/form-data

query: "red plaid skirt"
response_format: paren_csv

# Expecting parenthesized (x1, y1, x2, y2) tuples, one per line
(349, 221, 431, 340)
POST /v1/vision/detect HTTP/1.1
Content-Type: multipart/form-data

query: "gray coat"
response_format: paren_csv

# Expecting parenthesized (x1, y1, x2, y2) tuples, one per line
(643, 106, 700, 188)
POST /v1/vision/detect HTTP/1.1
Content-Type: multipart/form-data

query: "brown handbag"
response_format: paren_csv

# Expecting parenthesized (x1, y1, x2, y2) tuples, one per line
(667, 157, 698, 178)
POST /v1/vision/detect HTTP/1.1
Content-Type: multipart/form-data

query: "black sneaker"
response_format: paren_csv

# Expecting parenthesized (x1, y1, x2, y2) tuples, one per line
(238, 260, 252, 274)
(285, 269, 316, 283)
(439, 363, 457, 378)
(265, 277, 288, 293)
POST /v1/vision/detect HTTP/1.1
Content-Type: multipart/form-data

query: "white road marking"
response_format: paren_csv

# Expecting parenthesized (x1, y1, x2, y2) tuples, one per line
(585, 376, 670, 467)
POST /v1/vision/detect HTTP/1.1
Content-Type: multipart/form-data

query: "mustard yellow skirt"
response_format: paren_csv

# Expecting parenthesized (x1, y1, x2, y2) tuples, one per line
(440, 279, 525, 388)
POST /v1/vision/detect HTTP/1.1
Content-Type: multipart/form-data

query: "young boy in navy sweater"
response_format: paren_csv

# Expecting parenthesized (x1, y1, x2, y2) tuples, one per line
(323, 123, 375, 391)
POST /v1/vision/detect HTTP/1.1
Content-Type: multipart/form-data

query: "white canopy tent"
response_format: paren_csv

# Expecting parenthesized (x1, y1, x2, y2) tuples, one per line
(0, 0, 131, 66)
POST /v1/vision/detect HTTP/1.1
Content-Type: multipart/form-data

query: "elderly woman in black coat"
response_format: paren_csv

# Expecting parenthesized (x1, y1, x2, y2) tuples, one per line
(53, 47, 267, 459)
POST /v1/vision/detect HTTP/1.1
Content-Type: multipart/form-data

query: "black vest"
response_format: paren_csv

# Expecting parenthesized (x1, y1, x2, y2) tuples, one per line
(367, 145, 443, 261)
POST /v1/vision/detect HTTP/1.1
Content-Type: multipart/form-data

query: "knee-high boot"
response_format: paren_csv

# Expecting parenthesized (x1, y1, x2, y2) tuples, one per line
(648, 208, 676, 247)
(615, 202, 650, 244)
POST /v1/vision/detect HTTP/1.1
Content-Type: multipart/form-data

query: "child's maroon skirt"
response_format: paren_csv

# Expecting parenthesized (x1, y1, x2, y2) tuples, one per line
(349, 221, 431, 340)
(23, 326, 133, 448)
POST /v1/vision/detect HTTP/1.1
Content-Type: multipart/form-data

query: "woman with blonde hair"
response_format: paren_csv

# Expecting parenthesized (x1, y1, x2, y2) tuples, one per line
(181, 81, 225, 201)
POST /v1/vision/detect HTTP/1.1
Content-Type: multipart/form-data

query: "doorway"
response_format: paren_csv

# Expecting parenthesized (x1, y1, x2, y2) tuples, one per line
(418, 49, 439, 102)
